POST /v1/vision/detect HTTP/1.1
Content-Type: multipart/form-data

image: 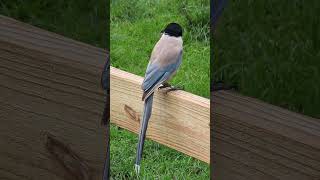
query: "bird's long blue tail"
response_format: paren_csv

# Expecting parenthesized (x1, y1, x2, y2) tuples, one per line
(135, 93, 154, 174)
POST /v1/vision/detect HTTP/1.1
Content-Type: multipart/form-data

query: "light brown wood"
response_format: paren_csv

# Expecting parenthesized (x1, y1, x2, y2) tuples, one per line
(110, 67, 210, 163)
(211, 90, 320, 180)
(0, 15, 107, 179)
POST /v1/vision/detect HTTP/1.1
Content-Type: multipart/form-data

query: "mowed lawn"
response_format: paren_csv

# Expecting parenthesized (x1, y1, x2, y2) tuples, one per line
(110, 0, 210, 179)
(214, 0, 320, 119)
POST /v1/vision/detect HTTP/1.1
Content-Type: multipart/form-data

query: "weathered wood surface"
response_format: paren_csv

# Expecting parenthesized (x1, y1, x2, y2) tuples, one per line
(110, 67, 210, 163)
(0, 15, 107, 179)
(211, 90, 320, 180)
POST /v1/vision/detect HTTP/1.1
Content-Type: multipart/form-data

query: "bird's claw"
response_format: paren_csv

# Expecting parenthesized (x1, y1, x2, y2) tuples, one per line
(163, 85, 184, 94)
(158, 82, 171, 90)
(158, 83, 184, 93)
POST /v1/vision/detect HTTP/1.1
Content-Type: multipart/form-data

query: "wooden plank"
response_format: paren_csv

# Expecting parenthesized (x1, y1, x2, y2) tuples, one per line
(211, 90, 320, 180)
(110, 67, 210, 163)
(0, 15, 107, 179)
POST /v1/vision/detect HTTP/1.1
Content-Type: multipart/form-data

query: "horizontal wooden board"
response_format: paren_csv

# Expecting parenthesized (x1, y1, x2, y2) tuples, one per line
(110, 67, 210, 163)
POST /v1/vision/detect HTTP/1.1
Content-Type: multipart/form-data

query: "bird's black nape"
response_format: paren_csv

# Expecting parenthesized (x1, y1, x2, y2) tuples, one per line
(161, 22, 183, 37)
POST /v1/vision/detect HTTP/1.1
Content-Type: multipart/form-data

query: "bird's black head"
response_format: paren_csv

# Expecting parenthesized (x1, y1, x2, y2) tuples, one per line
(161, 22, 183, 37)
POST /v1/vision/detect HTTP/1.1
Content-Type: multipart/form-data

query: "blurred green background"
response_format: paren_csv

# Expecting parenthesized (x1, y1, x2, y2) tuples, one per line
(110, 0, 210, 179)
(0, 0, 109, 49)
(214, 0, 320, 118)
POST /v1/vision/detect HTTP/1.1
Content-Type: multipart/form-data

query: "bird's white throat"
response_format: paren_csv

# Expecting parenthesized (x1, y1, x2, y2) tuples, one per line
(161, 34, 183, 45)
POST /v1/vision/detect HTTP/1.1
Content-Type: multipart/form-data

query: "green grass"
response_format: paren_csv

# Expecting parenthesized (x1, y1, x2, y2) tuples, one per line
(110, 126, 209, 179)
(214, 0, 320, 118)
(111, 0, 210, 98)
(0, 0, 109, 49)
(111, 0, 210, 179)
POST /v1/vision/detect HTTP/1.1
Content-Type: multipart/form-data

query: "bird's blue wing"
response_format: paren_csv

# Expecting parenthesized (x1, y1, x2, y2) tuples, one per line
(141, 51, 182, 100)
(142, 63, 170, 90)
(142, 50, 182, 89)
(141, 64, 171, 100)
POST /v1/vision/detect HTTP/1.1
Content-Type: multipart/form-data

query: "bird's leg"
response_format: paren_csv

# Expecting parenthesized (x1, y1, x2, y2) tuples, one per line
(164, 86, 184, 94)
(162, 84, 184, 94)
(158, 82, 171, 89)
(212, 80, 237, 91)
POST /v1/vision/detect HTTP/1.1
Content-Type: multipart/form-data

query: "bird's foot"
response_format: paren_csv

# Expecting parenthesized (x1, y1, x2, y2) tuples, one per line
(134, 164, 140, 175)
(158, 82, 171, 90)
(158, 82, 184, 94)
(162, 85, 184, 94)
(212, 81, 237, 92)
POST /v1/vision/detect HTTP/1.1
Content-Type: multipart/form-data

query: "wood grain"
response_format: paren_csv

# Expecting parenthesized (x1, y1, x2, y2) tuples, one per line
(110, 67, 210, 163)
(0, 15, 107, 179)
(211, 90, 320, 180)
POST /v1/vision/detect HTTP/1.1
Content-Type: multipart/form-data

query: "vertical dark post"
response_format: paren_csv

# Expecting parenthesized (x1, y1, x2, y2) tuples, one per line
(101, 52, 110, 180)
(211, 0, 228, 179)
(211, 0, 228, 33)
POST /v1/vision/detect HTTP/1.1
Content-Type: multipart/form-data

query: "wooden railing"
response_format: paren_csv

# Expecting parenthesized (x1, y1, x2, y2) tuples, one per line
(110, 67, 210, 163)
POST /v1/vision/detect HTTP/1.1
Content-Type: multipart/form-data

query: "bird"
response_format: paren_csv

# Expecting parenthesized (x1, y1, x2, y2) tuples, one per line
(135, 22, 184, 174)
